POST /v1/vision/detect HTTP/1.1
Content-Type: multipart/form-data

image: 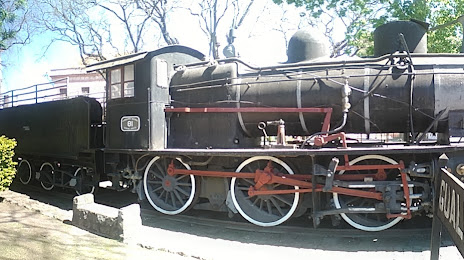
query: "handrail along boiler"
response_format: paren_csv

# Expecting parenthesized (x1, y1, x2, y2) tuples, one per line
(3, 20, 464, 231)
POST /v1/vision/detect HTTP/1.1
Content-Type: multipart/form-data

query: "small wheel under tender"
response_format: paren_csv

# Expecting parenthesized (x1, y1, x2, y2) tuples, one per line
(333, 155, 412, 231)
(143, 156, 197, 215)
(231, 156, 300, 227)
(39, 162, 55, 191)
(74, 167, 96, 195)
(17, 159, 33, 185)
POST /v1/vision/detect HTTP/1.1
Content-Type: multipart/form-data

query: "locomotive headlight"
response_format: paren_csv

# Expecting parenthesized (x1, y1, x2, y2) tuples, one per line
(456, 164, 464, 175)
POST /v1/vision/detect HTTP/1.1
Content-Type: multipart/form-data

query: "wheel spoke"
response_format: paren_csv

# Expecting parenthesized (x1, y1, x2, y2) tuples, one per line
(153, 165, 165, 178)
(266, 200, 272, 215)
(252, 197, 260, 206)
(173, 190, 185, 205)
(148, 169, 163, 181)
(147, 180, 162, 185)
(152, 186, 164, 193)
(272, 195, 293, 207)
(175, 186, 190, 196)
(158, 189, 165, 198)
(177, 182, 192, 187)
(176, 175, 188, 181)
(270, 197, 284, 216)
(247, 165, 254, 173)
(170, 191, 176, 207)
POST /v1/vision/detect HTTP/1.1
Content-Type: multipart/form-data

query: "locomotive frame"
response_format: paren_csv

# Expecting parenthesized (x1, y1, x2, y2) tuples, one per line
(5, 20, 464, 232)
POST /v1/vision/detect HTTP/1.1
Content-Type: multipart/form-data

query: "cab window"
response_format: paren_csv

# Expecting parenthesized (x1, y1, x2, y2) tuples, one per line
(109, 64, 134, 99)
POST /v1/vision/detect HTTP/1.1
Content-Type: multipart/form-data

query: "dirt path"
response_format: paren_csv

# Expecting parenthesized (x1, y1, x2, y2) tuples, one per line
(0, 200, 193, 260)
(1, 185, 463, 260)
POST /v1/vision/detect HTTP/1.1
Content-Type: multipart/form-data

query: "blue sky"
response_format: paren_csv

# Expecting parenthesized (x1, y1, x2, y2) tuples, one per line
(2, 32, 82, 93)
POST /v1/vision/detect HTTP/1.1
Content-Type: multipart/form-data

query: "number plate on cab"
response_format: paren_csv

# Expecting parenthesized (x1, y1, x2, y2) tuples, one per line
(121, 116, 140, 132)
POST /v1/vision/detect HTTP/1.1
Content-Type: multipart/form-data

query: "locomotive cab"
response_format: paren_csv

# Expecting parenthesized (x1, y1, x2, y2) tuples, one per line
(86, 46, 205, 150)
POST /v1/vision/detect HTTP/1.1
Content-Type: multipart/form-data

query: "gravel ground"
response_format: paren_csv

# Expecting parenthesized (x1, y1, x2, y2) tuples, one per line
(1, 188, 463, 260)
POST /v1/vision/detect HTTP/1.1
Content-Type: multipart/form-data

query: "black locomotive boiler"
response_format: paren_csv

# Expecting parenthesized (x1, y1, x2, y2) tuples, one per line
(4, 20, 464, 232)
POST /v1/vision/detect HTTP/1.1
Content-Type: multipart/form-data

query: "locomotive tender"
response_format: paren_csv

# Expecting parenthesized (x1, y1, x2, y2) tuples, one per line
(3, 20, 464, 231)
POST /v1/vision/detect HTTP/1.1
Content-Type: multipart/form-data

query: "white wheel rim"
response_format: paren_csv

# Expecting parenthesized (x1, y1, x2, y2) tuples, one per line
(231, 156, 300, 227)
(40, 162, 54, 191)
(143, 156, 196, 215)
(17, 160, 32, 185)
(333, 155, 410, 231)
(74, 168, 95, 195)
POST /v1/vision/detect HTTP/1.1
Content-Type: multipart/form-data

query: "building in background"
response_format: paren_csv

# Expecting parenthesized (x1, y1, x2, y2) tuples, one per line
(48, 67, 106, 103)
(1, 67, 106, 108)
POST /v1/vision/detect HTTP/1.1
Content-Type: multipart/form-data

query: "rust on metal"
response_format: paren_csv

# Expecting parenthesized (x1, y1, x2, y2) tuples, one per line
(167, 160, 387, 200)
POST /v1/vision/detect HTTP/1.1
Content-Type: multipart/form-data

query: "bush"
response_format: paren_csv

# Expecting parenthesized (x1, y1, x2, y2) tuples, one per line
(0, 136, 17, 191)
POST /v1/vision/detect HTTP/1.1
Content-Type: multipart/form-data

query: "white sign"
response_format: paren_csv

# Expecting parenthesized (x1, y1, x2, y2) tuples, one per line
(121, 116, 140, 132)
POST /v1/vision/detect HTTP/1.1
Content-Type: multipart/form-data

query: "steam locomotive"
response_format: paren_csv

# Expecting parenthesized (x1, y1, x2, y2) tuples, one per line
(2, 20, 464, 231)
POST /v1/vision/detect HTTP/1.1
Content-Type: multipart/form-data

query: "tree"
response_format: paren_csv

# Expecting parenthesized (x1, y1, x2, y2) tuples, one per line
(35, 0, 157, 64)
(274, 0, 464, 56)
(0, 0, 30, 51)
(189, 0, 257, 59)
(136, 0, 179, 45)
(36, 0, 113, 63)
(0, 0, 34, 94)
(92, 0, 152, 53)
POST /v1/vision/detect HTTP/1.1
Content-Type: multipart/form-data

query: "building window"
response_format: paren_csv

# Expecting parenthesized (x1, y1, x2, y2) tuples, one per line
(82, 87, 90, 96)
(59, 88, 67, 99)
(108, 64, 134, 99)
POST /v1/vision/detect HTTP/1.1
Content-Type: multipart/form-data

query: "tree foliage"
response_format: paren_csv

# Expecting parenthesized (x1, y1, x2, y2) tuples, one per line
(0, 135, 17, 191)
(275, 0, 464, 56)
(0, 0, 29, 51)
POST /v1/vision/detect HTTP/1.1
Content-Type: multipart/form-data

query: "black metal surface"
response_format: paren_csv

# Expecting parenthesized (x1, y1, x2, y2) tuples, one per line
(169, 62, 261, 148)
(374, 20, 427, 56)
(105, 45, 205, 150)
(169, 54, 457, 141)
(0, 96, 102, 158)
(286, 29, 330, 62)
